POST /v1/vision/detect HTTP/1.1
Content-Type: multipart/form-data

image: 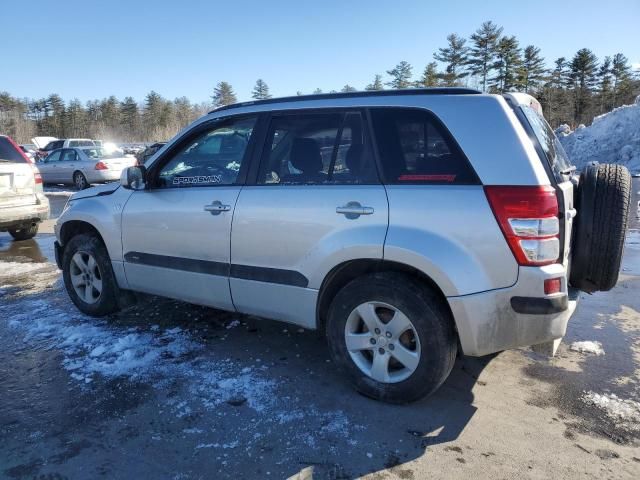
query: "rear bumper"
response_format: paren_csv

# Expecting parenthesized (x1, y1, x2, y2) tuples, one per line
(448, 263, 579, 356)
(0, 199, 50, 230)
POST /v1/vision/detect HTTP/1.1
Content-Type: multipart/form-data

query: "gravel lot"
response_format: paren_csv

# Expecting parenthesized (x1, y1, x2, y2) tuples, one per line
(0, 185, 639, 479)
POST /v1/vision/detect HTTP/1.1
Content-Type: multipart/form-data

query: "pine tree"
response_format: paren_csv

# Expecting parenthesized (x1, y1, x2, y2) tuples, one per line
(519, 45, 546, 93)
(313, 88, 323, 94)
(467, 21, 503, 92)
(569, 48, 599, 125)
(365, 74, 384, 90)
(211, 82, 237, 107)
(386, 61, 413, 89)
(611, 53, 632, 105)
(490, 36, 522, 93)
(416, 62, 440, 87)
(119, 96, 140, 140)
(597, 56, 612, 113)
(252, 79, 272, 100)
(434, 34, 468, 86)
(64, 99, 86, 137)
(341, 84, 357, 92)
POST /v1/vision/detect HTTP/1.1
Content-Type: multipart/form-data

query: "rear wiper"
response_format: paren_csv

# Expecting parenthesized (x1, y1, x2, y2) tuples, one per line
(560, 166, 577, 175)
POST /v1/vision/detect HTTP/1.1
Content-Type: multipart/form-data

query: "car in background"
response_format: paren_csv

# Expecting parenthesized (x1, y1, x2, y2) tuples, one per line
(135, 142, 166, 165)
(0, 135, 50, 240)
(121, 144, 144, 155)
(38, 146, 136, 189)
(33, 138, 96, 160)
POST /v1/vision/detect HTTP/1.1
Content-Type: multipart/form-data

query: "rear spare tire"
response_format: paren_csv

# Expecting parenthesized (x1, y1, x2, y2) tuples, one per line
(569, 163, 631, 293)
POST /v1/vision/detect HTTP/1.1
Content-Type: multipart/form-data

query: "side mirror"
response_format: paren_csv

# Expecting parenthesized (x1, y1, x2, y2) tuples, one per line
(120, 166, 147, 190)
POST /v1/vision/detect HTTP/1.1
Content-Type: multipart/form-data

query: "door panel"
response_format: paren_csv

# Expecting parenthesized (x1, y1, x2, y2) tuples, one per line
(121, 114, 258, 309)
(38, 150, 62, 183)
(122, 187, 241, 309)
(229, 110, 387, 327)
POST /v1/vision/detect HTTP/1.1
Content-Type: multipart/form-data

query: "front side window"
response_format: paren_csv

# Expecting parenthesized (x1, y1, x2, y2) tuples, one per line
(156, 116, 256, 188)
(45, 150, 62, 162)
(258, 111, 377, 185)
(370, 108, 478, 184)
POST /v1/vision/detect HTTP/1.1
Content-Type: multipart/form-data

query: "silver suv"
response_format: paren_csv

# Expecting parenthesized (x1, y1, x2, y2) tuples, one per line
(54, 89, 632, 403)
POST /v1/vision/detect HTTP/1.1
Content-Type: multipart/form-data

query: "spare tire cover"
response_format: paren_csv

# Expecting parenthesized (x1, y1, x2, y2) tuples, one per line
(569, 163, 632, 292)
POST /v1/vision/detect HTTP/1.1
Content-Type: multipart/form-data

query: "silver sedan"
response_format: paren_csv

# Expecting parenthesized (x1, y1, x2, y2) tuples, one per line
(38, 147, 137, 189)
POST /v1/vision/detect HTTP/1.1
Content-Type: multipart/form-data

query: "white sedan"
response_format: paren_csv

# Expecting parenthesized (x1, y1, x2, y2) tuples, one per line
(38, 147, 137, 189)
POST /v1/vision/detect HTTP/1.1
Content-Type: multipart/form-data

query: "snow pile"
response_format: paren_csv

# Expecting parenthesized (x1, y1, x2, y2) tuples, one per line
(558, 96, 640, 173)
(582, 391, 640, 430)
(569, 341, 605, 356)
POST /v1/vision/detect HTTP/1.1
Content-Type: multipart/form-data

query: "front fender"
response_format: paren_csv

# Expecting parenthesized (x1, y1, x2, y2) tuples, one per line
(56, 187, 133, 262)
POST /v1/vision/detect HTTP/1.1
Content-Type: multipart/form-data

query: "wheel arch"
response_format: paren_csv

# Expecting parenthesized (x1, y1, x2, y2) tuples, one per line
(59, 220, 106, 251)
(316, 259, 455, 335)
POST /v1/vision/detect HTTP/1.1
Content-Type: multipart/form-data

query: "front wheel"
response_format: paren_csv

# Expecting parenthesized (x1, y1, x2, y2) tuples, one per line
(326, 272, 457, 404)
(62, 233, 121, 316)
(9, 224, 39, 241)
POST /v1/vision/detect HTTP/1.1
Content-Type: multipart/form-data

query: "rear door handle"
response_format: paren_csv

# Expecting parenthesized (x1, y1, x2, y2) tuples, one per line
(336, 201, 374, 219)
(204, 200, 231, 215)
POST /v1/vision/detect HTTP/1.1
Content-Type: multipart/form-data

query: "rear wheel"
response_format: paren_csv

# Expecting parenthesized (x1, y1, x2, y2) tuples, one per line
(326, 272, 457, 403)
(62, 233, 120, 316)
(8, 224, 39, 241)
(74, 171, 88, 190)
(570, 163, 632, 292)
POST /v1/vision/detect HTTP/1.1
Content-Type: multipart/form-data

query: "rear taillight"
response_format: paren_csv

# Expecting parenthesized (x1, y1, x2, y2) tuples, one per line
(31, 165, 43, 184)
(484, 186, 560, 266)
(95, 161, 108, 170)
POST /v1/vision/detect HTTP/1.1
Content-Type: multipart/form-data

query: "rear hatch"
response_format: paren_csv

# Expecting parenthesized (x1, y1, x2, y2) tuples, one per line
(0, 137, 37, 208)
(504, 93, 576, 269)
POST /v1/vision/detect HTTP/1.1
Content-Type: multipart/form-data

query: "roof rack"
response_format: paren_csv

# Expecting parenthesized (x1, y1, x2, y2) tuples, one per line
(208, 87, 481, 114)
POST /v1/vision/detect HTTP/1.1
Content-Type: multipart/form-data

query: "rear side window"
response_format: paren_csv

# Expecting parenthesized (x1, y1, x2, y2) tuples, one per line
(370, 108, 478, 184)
(0, 137, 28, 163)
(520, 106, 572, 179)
(258, 111, 377, 185)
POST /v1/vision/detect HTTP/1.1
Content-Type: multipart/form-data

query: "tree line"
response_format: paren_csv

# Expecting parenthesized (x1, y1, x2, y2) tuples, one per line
(1, 20, 638, 144)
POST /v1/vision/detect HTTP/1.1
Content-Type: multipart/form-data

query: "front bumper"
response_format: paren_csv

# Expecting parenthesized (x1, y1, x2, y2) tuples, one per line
(448, 263, 579, 356)
(0, 199, 50, 230)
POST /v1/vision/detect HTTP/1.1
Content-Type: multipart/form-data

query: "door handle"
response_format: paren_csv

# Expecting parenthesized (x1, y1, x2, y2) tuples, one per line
(204, 200, 231, 215)
(336, 201, 374, 219)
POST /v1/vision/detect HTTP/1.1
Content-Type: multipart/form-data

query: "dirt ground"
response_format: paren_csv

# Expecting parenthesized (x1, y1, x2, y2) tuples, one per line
(0, 185, 639, 479)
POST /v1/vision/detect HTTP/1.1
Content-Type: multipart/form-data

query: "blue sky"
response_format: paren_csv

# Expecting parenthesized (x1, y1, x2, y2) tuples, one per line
(4, 0, 639, 103)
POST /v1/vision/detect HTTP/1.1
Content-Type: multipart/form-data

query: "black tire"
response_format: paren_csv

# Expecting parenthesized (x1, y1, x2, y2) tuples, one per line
(570, 163, 632, 293)
(8, 224, 39, 241)
(62, 233, 121, 316)
(74, 171, 88, 190)
(326, 272, 457, 404)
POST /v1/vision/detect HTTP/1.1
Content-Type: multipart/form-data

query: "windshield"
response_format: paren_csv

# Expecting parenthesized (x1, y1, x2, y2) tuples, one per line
(520, 105, 573, 177)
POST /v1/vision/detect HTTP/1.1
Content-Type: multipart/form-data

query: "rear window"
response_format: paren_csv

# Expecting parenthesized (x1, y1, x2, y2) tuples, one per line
(520, 106, 572, 177)
(69, 140, 95, 147)
(0, 137, 28, 163)
(370, 108, 478, 184)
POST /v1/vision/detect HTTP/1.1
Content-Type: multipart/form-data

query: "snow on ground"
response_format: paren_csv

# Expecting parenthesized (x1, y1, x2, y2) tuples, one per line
(3, 297, 362, 451)
(0, 261, 50, 279)
(569, 341, 605, 356)
(582, 391, 640, 431)
(558, 96, 640, 173)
